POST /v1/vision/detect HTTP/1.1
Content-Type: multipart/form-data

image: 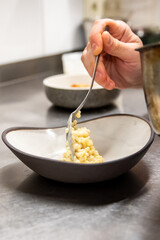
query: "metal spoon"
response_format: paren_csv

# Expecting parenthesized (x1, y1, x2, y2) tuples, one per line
(66, 25, 109, 161)
(66, 55, 100, 160)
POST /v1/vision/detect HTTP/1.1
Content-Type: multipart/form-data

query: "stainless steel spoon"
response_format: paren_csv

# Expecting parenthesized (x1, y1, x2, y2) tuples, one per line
(66, 55, 100, 160)
(66, 25, 109, 161)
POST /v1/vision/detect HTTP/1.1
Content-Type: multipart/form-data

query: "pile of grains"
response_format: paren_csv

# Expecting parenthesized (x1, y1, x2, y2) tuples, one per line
(62, 112, 104, 163)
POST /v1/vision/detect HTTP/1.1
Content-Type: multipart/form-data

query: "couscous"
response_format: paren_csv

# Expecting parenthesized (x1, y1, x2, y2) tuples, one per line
(62, 112, 104, 163)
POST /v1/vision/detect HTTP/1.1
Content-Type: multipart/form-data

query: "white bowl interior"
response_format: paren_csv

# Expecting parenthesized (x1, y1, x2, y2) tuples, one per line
(43, 74, 102, 90)
(6, 115, 152, 163)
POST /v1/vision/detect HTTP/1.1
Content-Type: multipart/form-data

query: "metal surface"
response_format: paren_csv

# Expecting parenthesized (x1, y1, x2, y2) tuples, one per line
(137, 42, 160, 135)
(0, 73, 160, 240)
(0, 54, 63, 82)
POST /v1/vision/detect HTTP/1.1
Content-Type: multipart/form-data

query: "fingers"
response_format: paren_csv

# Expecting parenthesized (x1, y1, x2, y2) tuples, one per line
(95, 55, 115, 89)
(102, 31, 141, 62)
(81, 42, 95, 77)
(82, 19, 143, 90)
(81, 42, 115, 90)
(89, 19, 113, 55)
(89, 19, 138, 56)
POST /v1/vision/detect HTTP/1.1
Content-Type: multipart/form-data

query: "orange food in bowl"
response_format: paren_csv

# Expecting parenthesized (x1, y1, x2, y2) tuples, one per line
(71, 84, 90, 88)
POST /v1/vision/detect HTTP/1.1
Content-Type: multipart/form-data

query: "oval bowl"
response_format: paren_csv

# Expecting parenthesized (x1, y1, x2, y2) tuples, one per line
(43, 74, 120, 109)
(2, 114, 154, 183)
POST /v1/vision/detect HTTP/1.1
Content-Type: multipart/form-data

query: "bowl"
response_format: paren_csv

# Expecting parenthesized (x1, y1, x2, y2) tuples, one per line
(2, 114, 154, 183)
(43, 74, 120, 109)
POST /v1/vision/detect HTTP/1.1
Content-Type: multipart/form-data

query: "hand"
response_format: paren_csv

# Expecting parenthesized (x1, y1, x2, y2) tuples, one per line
(81, 19, 143, 90)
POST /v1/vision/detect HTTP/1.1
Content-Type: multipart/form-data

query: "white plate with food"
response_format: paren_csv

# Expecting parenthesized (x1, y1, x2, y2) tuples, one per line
(2, 114, 154, 183)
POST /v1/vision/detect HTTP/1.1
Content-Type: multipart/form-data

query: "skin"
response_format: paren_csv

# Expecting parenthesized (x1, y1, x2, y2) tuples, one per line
(81, 19, 143, 90)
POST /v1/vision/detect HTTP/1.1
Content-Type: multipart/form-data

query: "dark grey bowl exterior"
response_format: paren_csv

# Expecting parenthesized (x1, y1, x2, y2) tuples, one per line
(4, 145, 150, 183)
(45, 86, 120, 109)
(2, 114, 155, 184)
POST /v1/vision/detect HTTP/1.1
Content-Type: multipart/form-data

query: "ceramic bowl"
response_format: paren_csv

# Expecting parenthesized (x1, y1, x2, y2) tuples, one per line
(2, 114, 154, 183)
(43, 74, 120, 109)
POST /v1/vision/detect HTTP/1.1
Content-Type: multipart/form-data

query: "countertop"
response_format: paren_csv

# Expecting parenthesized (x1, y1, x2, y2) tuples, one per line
(0, 73, 160, 240)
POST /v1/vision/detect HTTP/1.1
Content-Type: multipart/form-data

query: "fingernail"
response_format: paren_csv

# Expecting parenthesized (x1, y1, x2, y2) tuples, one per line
(103, 31, 111, 46)
(107, 34, 112, 45)
(109, 81, 115, 89)
(92, 43, 100, 55)
(92, 43, 97, 51)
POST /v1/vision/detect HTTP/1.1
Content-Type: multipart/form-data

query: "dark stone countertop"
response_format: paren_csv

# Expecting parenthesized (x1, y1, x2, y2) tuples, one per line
(0, 73, 160, 240)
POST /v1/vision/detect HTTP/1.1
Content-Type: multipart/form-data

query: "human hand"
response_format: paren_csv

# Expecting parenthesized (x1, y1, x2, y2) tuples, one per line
(81, 19, 143, 90)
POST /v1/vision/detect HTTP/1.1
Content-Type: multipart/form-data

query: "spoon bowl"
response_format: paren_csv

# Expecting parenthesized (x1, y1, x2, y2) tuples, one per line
(2, 114, 154, 183)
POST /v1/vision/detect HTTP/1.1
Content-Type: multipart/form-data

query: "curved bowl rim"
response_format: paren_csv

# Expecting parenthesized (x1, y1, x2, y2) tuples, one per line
(43, 74, 108, 91)
(2, 114, 155, 167)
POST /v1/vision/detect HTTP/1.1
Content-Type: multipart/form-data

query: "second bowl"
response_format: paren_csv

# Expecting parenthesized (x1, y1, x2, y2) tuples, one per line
(43, 74, 120, 109)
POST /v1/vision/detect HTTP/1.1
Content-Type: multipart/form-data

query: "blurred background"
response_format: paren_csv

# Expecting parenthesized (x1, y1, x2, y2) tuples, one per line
(0, 0, 160, 67)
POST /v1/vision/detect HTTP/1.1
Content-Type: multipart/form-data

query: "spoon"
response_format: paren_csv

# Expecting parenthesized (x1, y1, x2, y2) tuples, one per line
(66, 55, 100, 160)
(66, 25, 110, 161)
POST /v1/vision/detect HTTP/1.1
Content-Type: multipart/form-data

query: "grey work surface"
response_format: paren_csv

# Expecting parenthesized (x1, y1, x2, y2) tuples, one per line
(0, 74, 160, 240)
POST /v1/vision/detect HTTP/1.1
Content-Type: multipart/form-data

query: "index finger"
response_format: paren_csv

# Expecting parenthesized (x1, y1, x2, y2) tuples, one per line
(89, 19, 130, 55)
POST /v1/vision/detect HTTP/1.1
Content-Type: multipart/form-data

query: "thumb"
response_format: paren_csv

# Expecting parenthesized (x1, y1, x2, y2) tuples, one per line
(102, 31, 137, 62)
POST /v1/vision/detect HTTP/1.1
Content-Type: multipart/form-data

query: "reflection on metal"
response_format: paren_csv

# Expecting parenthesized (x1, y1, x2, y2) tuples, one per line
(137, 42, 160, 135)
